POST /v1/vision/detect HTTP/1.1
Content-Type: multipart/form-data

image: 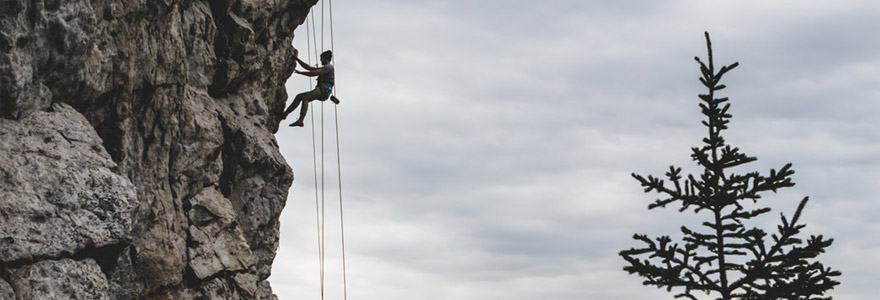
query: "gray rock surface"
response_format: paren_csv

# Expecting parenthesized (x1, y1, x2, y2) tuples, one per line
(0, 103, 135, 263)
(9, 258, 109, 300)
(256, 280, 281, 300)
(1, 0, 313, 298)
(0, 278, 13, 300)
(187, 187, 255, 280)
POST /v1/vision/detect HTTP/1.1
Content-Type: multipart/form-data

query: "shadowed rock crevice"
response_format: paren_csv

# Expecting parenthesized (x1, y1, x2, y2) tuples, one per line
(90, 86, 125, 164)
(2, 242, 128, 279)
(218, 110, 240, 198)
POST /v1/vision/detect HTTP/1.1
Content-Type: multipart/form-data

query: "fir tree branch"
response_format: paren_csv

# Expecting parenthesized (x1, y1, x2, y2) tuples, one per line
(621, 32, 839, 300)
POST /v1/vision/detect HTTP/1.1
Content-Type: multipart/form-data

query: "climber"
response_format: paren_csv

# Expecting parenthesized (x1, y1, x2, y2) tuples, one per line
(283, 48, 339, 127)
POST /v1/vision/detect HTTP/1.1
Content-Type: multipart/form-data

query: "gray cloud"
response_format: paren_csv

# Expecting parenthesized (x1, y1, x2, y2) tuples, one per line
(271, 1, 880, 299)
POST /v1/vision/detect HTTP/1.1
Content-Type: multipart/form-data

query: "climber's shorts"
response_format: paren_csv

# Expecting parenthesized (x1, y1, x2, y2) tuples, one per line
(296, 86, 331, 102)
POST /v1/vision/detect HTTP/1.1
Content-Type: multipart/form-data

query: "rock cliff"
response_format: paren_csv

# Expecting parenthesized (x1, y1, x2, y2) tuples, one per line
(0, 0, 315, 298)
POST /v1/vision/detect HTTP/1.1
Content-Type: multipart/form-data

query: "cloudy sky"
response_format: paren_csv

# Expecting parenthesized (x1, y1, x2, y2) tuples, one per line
(269, 1, 880, 299)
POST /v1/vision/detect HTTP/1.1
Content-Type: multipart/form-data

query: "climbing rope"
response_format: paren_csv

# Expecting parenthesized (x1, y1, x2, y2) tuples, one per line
(327, 1, 350, 300)
(305, 10, 326, 300)
(301, 1, 347, 299)
(312, 8, 330, 300)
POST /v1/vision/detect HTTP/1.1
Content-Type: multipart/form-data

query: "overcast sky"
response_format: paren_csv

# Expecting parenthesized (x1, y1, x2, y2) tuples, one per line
(269, 1, 880, 299)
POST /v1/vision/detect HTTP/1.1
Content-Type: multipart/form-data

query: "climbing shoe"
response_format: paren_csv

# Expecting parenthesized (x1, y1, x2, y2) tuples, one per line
(289, 121, 304, 127)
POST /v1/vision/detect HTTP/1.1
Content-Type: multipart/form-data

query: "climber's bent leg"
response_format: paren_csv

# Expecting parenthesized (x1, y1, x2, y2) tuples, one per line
(289, 87, 325, 127)
(283, 94, 304, 119)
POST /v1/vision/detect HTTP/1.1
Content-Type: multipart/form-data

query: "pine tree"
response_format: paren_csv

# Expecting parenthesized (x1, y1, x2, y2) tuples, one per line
(619, 32, 841, 300)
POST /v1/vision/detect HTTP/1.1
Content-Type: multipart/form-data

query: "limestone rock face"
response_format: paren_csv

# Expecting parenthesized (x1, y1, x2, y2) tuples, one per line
(0, 278, 13, 300)
(9, 258, 110, 300)
(0, 103, 135, 264)
(187, 188, 255, 280)
(0, 0, 312, 298)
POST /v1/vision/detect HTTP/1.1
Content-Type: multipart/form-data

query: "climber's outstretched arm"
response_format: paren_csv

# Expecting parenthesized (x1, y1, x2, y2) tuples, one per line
(294, 69, 323, 77)
(292, 48, 320, 71)
(296, 58, 321, 71)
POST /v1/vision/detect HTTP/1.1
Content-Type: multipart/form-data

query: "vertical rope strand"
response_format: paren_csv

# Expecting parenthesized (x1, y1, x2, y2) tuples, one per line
(329, 0, 335, 52)
(307, 8, 325, 300)
(316, 5, 328, 299)
(306, 14, 321, 300)
(307, 16, 321, 289)
(320, 104, 326, 300)
(327, 1, 348, 300)
(318, 3, 328, 300)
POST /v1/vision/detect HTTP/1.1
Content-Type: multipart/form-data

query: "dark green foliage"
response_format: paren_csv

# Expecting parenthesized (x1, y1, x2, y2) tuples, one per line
(619, 32, 840, 300)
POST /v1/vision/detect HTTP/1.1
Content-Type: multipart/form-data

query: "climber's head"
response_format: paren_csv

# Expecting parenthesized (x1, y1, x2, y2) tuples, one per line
(321, 51, 333, 65)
